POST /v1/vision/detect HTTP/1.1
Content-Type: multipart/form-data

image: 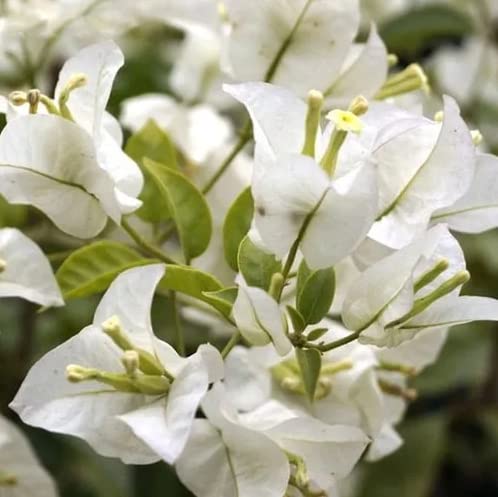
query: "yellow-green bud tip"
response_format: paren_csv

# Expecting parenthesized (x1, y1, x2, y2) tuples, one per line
(471, 129, 483, 146)
(27, 89, 40, 106)
(122, 350, 139, 377)
(101, 315, 122, 335)
(8, 91, 27, 106)
(307, 89, 324, 109)
(456, 270, 471, 285)
(406, 63, 428, 85)
(0, 258, 6, 273)
(326, 109, 363, 134)
(66, 364, 94, 382)
(388, 53, 399, 67)
(217, 1, 228, 22)
(434, 111, 444, 122)
(348, 95, 369, 116)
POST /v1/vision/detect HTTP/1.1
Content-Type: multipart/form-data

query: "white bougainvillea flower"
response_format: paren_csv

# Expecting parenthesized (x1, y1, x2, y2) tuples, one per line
(432, 153, 498, 233)
(368, 96, 476, 248)
(120, 93, 231, 165)
(0, 41, 143, 238)
(225, 82, 378, 269)
(232, 285, 292, 356)
(342, 224, 498, 347)
(222, 0, 384, 100)
(210, 365, 369, 491)
(253, 152, 377, 269)
(10, 264, 223, 465)
(0, 228, 63, 307)
(0, 415, 58, 497)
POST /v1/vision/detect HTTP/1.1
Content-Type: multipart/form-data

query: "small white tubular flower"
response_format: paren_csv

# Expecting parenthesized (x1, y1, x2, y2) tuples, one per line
(369, 96, 476, 248)
(220, 351, 370, 489)
(222, 0, 360, 96)
(342, 224, 498, 347)
(232, 285, 292, 356)
(253, 153, 377, 269)
(0, 228, 63, 307)
(54, 40, 143, 214)
(0, 415, 58, 497)
(10, 264, 223, 465)
(0, 114, 120, 238)
(120, 93, 232, 165)
(432, 153, 498, 233)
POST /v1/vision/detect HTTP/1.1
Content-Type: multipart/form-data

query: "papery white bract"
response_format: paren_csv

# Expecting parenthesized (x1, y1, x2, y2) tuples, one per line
(0, 41, 143, 238)
(10, 264, 223, 465)
(0, 227, 63, 306)
(0, 415, 58, 497)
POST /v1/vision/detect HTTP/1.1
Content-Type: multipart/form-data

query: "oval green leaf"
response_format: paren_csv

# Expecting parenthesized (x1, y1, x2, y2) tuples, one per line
(296, 348, 322, 403)
(223, 187, 254, 271)
(238, 235, 281, 290)
(56, 241, 151, 300)
(296, 260, 335, 325)
(143, 158, 212, 262)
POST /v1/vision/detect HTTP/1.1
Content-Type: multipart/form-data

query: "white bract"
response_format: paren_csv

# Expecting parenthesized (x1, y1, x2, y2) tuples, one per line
(10, 264, 223, 465)
(0, 227, 62, 306)
(222, 0, 387, 103)
(342, 225, 498, 346)
(0, 415, 58, 497)
(226, 82, 378, 270)
(0, 41, 143, 238)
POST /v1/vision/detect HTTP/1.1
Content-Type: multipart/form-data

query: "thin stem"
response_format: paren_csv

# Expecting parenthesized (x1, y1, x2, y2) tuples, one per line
(201, 123, 252, 195)
(121, 218, 179, 265)
(221, 330, 241, 359)
(170, 292, 185, 356)
(313, 330, 361, 352)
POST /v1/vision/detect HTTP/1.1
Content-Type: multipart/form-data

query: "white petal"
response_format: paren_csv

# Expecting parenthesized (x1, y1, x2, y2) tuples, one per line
(223, 0, 359, 96)
(342, 225, 445, 331)
(403, 296, 498, 331)
(176, 419, 290, 497)
(224, 82, 306, 167)
(366, 423, 403, 462)
(0, 415, 58, 497)
(0, 114, 121, 237)
(93, 264, 179, 361)
(55, 40, 124, 140)
(119, 346, 219, 464)
(0, 228, 63, 306)
(301, 161, 378, 269)
(252, 153, 328, 258)
(324, 24, 388, 107)
(371, 97, 476, 248)
(10, 325, 159, 464)
(232, 286, 292, 355)
(433, 153, 498, 233)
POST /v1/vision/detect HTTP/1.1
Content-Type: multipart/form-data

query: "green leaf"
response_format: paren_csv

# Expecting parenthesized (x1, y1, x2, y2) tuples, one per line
(125, 120, 177, 223)
(238, 235, 281, 290)
(202, 287, 239, 318)
(143, 158, 212, 262)
(307, 327, 328, 342)
(295, 348, 322, 403)
(159, 265, 223, 302)
(56, 241, 151, 300)
(380, 5, 474, 60)
(296, 261, 335, 325)
(223, 187, 254, 271)
(286, 305, 306, 334)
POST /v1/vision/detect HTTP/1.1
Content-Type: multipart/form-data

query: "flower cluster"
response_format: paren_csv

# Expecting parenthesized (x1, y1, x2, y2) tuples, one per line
(1, 1, 498, 496)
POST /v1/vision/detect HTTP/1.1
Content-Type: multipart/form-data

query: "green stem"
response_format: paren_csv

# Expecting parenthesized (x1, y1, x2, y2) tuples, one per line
(170, 292, 185, 356)
(221, 330, 241, 359)
(313, 330, 361, 352)
(121, 218, 179, 265)
(201, 123, 252, 195)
